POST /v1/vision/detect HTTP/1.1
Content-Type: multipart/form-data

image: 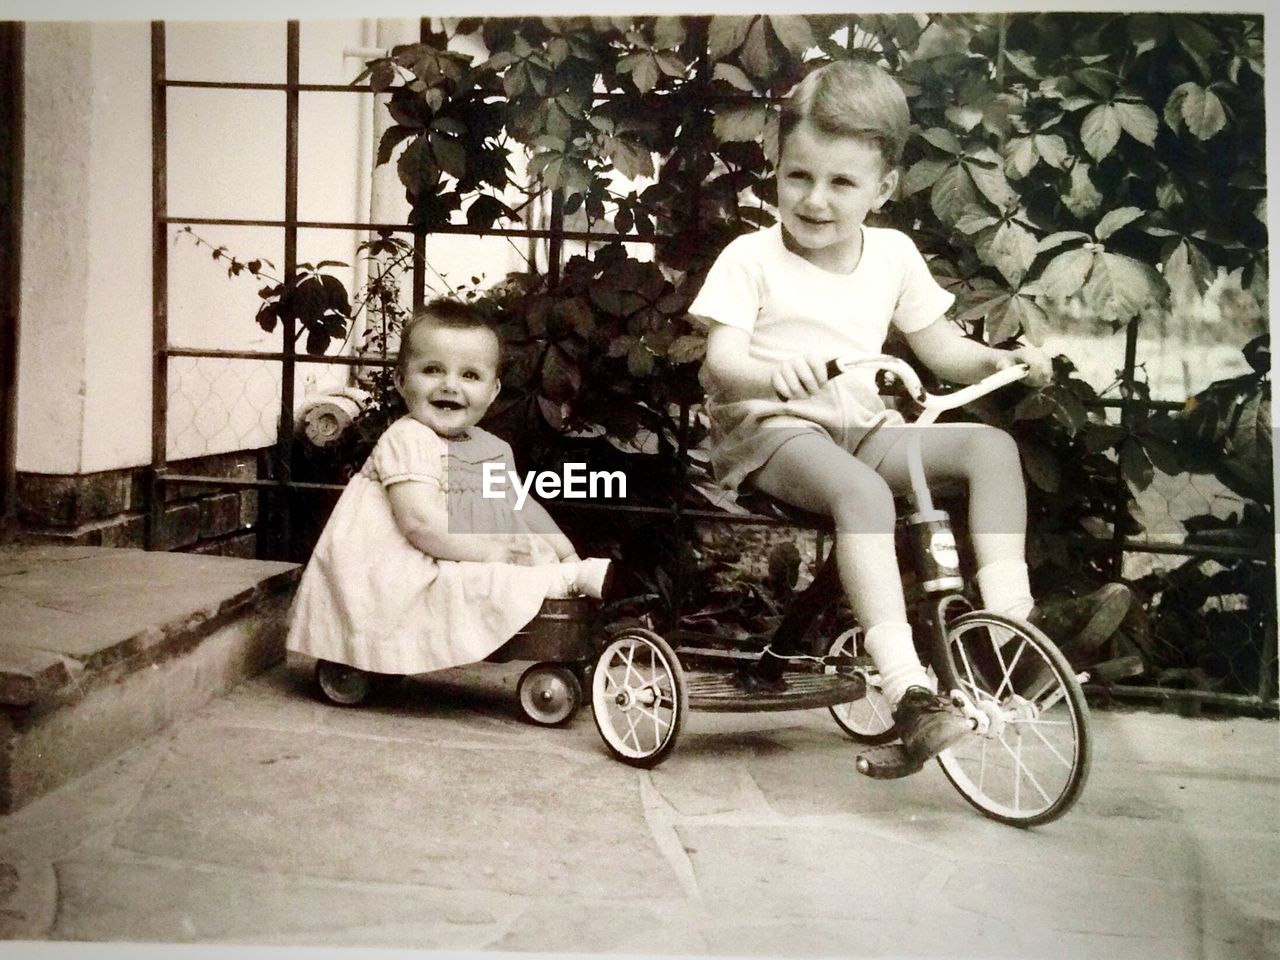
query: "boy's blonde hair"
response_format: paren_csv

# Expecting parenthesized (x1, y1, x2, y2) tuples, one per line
(779, 59, 910, 169)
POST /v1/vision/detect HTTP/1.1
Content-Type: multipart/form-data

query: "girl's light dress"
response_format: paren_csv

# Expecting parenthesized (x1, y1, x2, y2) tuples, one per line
(286, 415, 571, 675)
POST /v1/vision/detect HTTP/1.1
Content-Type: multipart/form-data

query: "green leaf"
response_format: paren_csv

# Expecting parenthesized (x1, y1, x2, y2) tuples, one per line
(713, 62, 756, 91)
(1021, 442, 1061, 493)
(396, 136, 440, 196)
(430, 131, 467, 180)
(708, 15, 753, 59)
(1083, 422, 1126, 454)
(986, 291, 1047, 345)
(1037, 247, 1096, 301)
(955, 211, 998, 235)
(1081, 104, 1121, 161)
(965, 153, 1015, 209)
(1013, 392, 1055, 421)
(986, 220, 1038, 286)
(1004, 136, 1038, 179)
(945, 104, 984, 132)
(653, 16, 686, 49)
(739, 17, 774, 80)
(901, 159, 949, 196)
(631, 53, 660, 94)
(1163, 239, 1213, 303)
(604, 136, 655, 181)
(1094, 206, 1144, 241)
(1137, 434, 1181, 475)
(376, 125, 417, 166)
(1119, 438, 1154, 491)
(1173, 82, 1227, 140)
(766, 15, 814, 57)
(1086, 251, 1164, 324)
(1033, 133, 1068, 169)
(1063, 162, 1102, 218)
(668, 334, 706, 363)
(627, 340, 655, 377)
(712, 103, 767, 143)
(1173, 17, 1219, 76)
(919, 127, 963, 154)
(465, 193, 515, 228)
(1113, 100, 1158, 146)
(1002, 48, 1039, 79)
(929, 163, 978, 225)
(655, 51, 686, 78)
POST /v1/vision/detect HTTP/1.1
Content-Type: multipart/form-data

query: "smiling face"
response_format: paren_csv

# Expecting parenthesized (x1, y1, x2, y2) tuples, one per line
(776, 119, 899, 273)
(394, 321, 501, 438)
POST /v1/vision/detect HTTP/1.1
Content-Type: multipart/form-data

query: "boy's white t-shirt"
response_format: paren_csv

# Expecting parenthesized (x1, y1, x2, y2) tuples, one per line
(689, 223, 955, 369)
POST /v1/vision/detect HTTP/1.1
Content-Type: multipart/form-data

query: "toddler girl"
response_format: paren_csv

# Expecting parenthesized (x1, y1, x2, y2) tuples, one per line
(287, 299, 610, 676)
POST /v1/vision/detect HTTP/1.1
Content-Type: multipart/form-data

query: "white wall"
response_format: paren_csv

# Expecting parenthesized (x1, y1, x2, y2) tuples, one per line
(17, 17, 538, 475)
(16, 22, 95, 475)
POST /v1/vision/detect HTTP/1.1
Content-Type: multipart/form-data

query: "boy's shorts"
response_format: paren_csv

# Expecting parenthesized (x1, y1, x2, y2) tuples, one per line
(705, 374, 901, 492)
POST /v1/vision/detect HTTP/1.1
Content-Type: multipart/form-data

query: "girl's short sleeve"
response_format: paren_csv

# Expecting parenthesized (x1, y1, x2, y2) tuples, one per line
(370, 419, 446, 491)
(889, 232, 956, 335)
(688, 234, 764, 334)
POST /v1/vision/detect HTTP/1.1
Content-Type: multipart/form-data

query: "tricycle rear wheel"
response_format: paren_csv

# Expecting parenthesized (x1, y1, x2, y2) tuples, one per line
(591, 624, 686, 768)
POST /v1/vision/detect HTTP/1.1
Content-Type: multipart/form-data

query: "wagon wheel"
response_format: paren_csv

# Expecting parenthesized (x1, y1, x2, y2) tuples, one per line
(315, 659, 376, 707)
(517, 663, 582, 726)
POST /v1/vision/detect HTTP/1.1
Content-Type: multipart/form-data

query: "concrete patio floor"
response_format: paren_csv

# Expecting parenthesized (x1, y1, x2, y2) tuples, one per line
(0, 653, 1276, 959)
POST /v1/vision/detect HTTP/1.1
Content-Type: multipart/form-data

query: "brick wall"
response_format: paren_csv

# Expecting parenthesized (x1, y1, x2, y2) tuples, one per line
(15, 449, 266, 557)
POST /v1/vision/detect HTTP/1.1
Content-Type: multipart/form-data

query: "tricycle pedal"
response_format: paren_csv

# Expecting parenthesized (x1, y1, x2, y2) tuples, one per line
(855, 743, 924, 780)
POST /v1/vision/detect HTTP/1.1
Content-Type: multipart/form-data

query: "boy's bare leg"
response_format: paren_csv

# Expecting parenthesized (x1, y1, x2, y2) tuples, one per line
(873, 424, 1032, 621)
(751, 433, 907, 628)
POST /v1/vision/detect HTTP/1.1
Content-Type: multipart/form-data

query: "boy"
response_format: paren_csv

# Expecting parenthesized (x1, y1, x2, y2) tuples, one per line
(692, 60, 1128, 765)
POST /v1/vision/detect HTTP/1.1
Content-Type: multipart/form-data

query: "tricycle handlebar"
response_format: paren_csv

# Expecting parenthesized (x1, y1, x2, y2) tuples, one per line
(828, 355, 1029, 425)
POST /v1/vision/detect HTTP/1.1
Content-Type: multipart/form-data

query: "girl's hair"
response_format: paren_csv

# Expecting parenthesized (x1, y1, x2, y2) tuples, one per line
(396, 298, 504, 373)
(779, 59, 910, 169)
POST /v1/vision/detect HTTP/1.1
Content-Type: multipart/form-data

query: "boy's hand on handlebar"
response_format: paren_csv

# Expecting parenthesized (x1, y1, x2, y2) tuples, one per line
(998, 345, 1053, 388)
(772, 354, 831, 401)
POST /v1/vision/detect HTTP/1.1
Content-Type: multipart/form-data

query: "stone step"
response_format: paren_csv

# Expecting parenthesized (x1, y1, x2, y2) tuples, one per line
(0, 545, 299, 812)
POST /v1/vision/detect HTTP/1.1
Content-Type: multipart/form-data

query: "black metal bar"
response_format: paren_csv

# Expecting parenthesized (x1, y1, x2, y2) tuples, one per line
(163, 80, 378, 93)
(165, 216, 666, 245)
(412, 232, 426, 311)
(1108, 316, 1141, 577)
(547, 189, 564, 287)
(1260, 615, 1278, 703)
(0, 23, 23, 542)
(148, 22, 169, 550)
(167, 346, 395, 366)
(270, 20, 301, 560)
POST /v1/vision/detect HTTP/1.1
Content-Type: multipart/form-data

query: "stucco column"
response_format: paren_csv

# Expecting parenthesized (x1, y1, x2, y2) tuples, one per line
(17, 21, 151, 476)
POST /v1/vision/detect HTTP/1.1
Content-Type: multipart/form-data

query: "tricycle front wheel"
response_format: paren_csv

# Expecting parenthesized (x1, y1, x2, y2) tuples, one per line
(933, 612, 1092, 827)
(591, 624, 686, 768)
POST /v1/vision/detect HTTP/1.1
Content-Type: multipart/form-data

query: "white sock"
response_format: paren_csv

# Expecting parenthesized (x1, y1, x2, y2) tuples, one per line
(974, 559, 1035, 620)
(863, 622, 932, 707)
(549, 558, 610, 599)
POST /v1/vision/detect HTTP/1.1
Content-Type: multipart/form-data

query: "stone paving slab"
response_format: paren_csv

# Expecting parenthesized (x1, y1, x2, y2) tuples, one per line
(0, 546, 297, 669)
(112, 725, 674, 899)
(0, 660, 1274, 958)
